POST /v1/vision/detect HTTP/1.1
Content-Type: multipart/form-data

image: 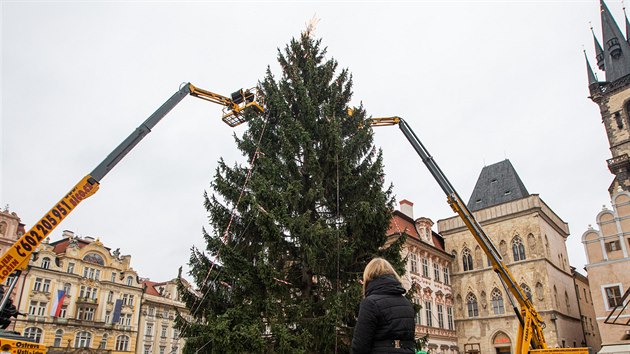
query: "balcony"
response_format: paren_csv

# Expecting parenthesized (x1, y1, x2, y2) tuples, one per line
(607, 154, 630, 174)
(76, 297, 98, 305)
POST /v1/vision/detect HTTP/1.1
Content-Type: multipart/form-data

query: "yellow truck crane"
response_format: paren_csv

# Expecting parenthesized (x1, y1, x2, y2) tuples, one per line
(368, 116, 591, 354)
(0, 83, 263, 352)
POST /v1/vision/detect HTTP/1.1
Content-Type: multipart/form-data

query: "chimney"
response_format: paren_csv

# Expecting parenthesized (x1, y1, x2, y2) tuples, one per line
(399, 199, 414, 219)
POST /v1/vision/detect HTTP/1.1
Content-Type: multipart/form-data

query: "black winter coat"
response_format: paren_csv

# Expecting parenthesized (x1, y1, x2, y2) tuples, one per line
(351, 275, 415, 354)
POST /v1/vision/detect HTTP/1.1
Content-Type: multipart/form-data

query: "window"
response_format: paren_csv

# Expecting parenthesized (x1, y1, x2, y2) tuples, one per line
(433, 263, 440, 282)
(462, 248, 473, 271)
(148, 307, 155, 316)
(100, 333, 108, 349)
(606, 240, 621, 252)
(76, 307, 95, 321)
(63, 283, 71, 295)
(422, 258, 430, 278)
(443, 267, 450, 285)
(512, 236, 526, 261)
(161, 325, 168, 338)
(173, 329, 179, 340)
(605, 285, 623, 308)
(122, 293, 129, 305)
(584, 288, 589, 303)
(116, 335, 130, 351)
(67, 262, 75, 274)
(425, 301, 433, 327)
(107, 291, 114, 303)
(105, 311, 111, 324)
(59, 305, 67, 318)
(447, 306, 454, 330)
(413, 298, 421, 325)
(410, 253, 418, 274)
(79, 286, 98, 300)
(128, 294, 135, 306)
(126, 276, 134, 286)
(33, 278, 42, 292)
(28, 301, 47, 316)
(42, 279, 51, 293)
(53, 329, 63, 347)
(437, 304, 444, 328)
(466, 293, 479, 318)
(111, 272, 117, 282)
(160, 346, 166, 354)
(121, 313, 132, 326)
(74, 331, 92, 348)
(24, 327, 42, 343)
(491, 288, 505, 314)
(146, 323, 154, 336)
(41, 257, 50, 269)
(566, 291, 571, 312)
(144, 345, 152, 354)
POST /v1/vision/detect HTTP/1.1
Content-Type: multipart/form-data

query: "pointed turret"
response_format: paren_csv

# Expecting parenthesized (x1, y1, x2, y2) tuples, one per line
(624, 4, 630, 42)
(592, 26, 606, 70)
(585, 50, 599, 87)
(600, 0, 630, 81)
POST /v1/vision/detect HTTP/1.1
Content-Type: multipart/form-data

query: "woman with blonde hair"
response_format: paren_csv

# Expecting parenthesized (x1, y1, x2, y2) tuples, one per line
(351, 257, 415, 353)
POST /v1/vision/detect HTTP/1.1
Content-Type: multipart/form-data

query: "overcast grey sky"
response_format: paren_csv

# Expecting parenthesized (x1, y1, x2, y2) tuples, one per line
(1, 1, 615, 282)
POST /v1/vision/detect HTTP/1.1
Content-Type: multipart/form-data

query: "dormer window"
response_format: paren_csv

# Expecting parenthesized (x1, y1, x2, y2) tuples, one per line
(607, 37, 622, 58)
(504, 190, 511, 196)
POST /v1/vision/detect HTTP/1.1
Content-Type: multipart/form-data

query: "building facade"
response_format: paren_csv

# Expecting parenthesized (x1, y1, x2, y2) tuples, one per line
(438, 160, 586, 353)
(583, 1, 630, 352)
(12, 230, 143, 353)
(572, 267, 602, 352)
(137, 279, 189, 354)
(388, 200, 458, 354)
(0, 207, 27, 300)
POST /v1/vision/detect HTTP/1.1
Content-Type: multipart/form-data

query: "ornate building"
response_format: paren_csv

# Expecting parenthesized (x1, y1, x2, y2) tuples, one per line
(12, 230, 143, 353)
(137, 279, 189, 354)
(0, 207, 27, 299)
(438, 160, 585, 353)
(388, 199, 458, 354)
(583, 1, 630, 352)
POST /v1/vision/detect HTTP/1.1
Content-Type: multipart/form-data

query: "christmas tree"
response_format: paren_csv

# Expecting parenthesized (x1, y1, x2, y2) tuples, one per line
(178, 30, 405, 354)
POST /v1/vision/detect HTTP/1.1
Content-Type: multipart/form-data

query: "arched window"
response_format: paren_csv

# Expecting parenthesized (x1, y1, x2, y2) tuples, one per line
(116, 335, 130, 351)
(565, 291, 570, 312)
(512, 236, 526, 261)
(466, 293, 479, 318)
(24, 327, 42, 343)
(99, 333, 108, 349)
(74, 331, 92, 348)
(41, 257, 51, 269)
(462, 248, 473, 271)
(521, 283, 532, 302)
(491, 288, 505, 314)
(54, 329, 63, 347)
(126, 276, 134, 286)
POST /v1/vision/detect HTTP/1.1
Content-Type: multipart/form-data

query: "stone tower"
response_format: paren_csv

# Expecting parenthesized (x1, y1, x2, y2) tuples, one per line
(586, 0, 630, 194)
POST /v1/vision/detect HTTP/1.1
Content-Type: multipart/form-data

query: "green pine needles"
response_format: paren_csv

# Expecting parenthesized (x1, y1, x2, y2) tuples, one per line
(178, 33, 406, 354)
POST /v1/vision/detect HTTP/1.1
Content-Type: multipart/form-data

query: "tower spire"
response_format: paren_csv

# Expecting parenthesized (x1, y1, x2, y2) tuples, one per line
(592, 24, 606, 71)
(600, 0, 630, 81)
(624, 1, 630, 41)
(585, 49, 599, 86)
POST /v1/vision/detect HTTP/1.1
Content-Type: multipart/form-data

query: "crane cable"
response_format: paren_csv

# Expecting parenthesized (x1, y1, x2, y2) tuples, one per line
(176, 112, 269, 352)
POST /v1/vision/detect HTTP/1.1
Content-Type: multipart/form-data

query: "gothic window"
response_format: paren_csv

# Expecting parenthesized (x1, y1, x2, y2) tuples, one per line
(466, 293, 479, 318)
(625, 100, 630, 126)
(512, 236, 526, 261)
(544, 235, 550, 257)
(462, 248, 473, 271)
(24, 327, 42, 343)
(116, 335, 130, 351)
(615, 111, 624, 128)
(565, 291, 571, 312)
(41, 257, 50, 269)
(521, 283, 533, 302)
(553, 285, 558, 307)
(53, 329, 63, 347)
(491, 288, 505, 315)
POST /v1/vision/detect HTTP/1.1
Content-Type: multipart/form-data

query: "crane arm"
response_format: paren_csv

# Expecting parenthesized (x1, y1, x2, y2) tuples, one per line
(0, 83, 263, 284)
(368, 116, 590, 354)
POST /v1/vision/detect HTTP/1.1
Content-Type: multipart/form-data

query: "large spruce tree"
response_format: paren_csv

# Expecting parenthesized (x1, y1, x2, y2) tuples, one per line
(178, 32, 405, 353)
